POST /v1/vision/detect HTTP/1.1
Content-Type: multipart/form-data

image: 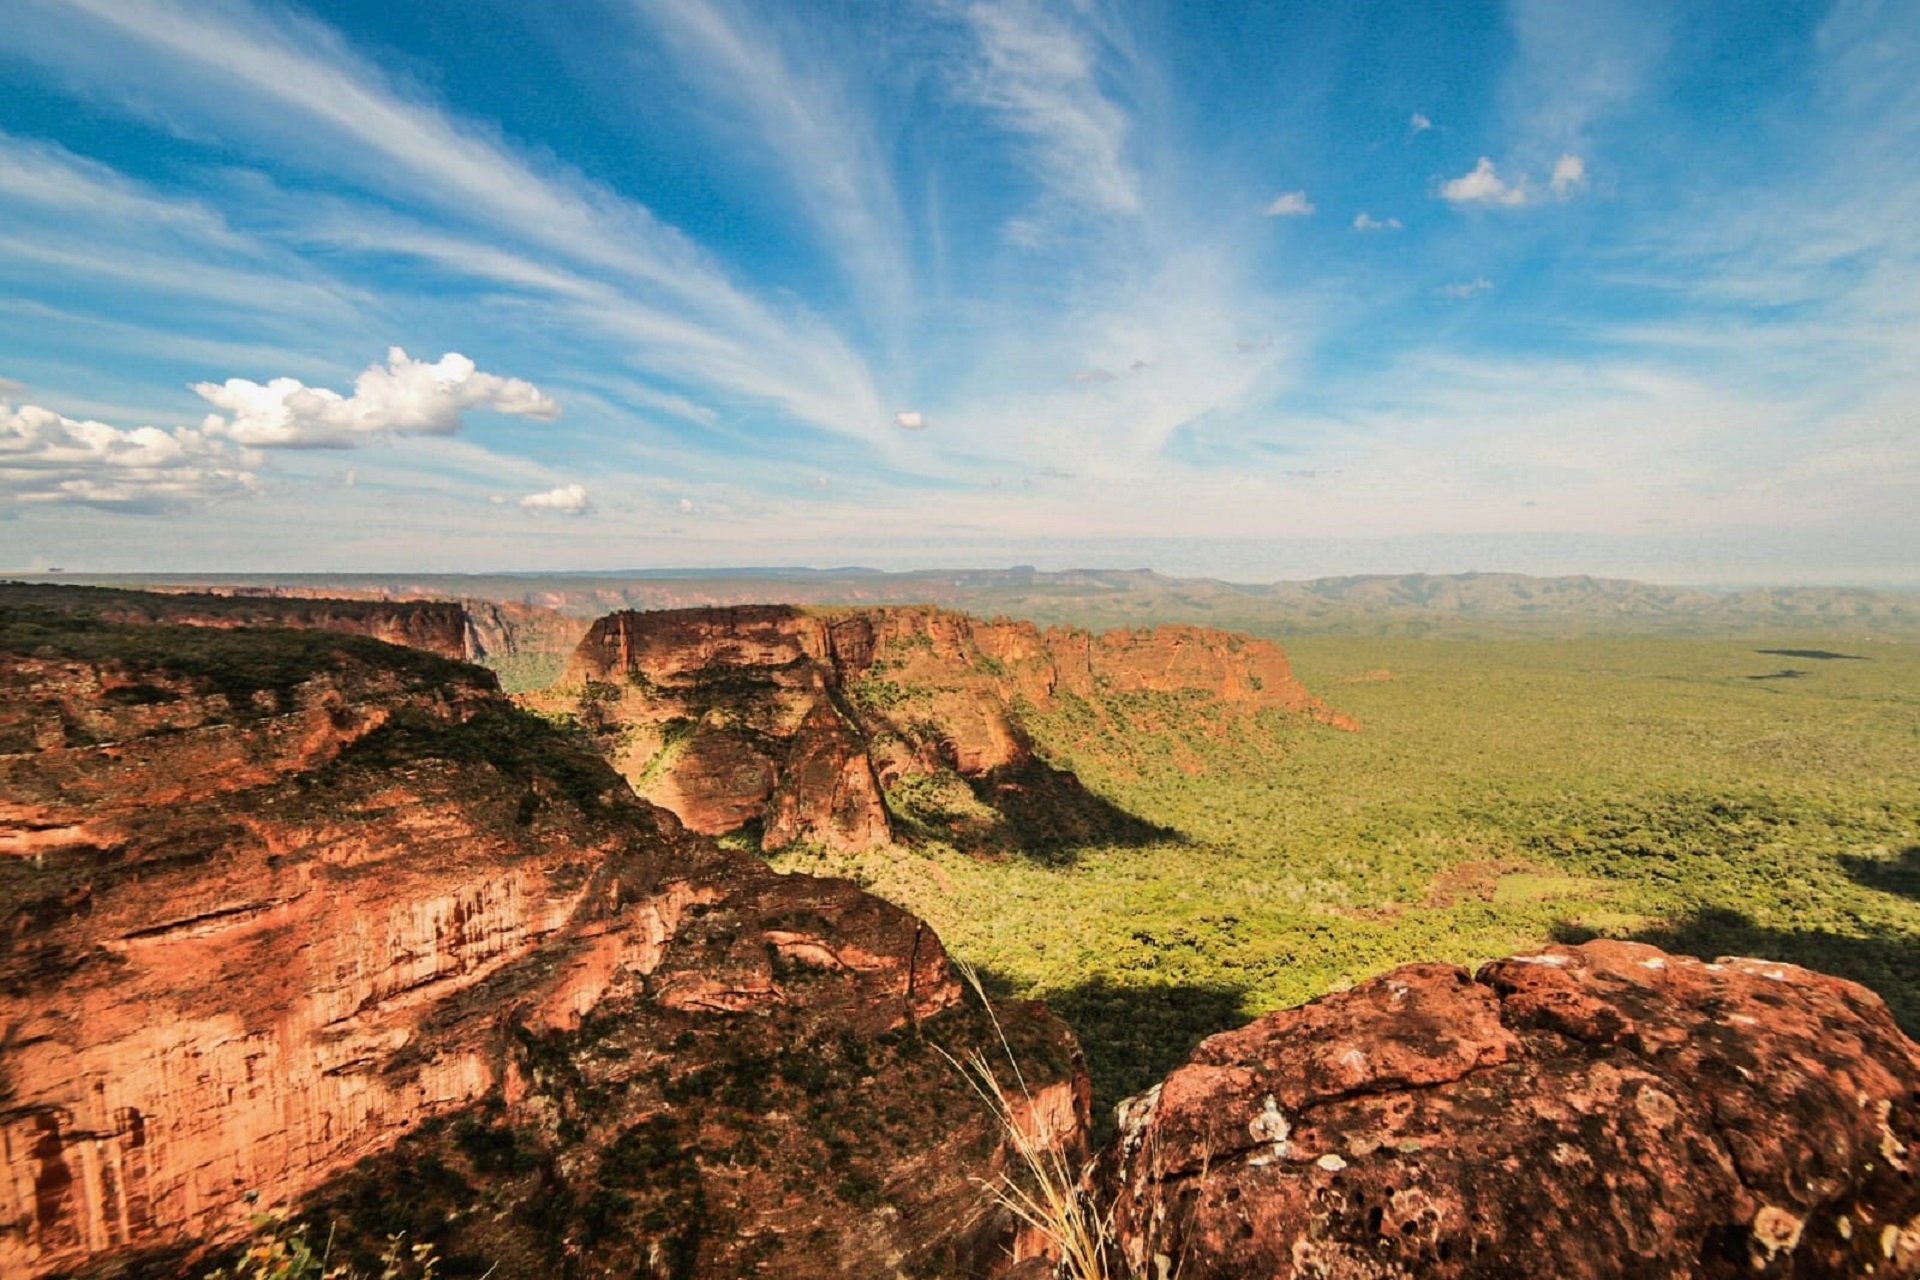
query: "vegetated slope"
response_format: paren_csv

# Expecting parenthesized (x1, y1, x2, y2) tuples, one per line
(764, 630, 1920, 1129)
(531, 604, 1354, 857)
(0, 581, 469, 659)
(0, 592, 1084, 1279)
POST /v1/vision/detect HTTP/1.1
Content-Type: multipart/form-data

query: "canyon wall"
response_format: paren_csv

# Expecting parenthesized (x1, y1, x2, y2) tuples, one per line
(552, 604, 1355, 853)
(0, 590, 1085, 1278)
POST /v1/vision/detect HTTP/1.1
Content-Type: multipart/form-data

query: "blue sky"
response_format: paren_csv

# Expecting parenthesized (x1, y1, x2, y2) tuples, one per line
(1, 0, 1915, 582)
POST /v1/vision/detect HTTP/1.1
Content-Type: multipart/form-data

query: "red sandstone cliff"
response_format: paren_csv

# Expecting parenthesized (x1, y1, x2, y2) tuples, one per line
(0, 591, 1086, 1278)
(549, 605, 1355, 853)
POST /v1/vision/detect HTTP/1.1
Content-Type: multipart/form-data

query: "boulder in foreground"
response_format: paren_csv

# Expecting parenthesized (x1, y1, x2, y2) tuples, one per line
(1099, 940, 1920, 1278)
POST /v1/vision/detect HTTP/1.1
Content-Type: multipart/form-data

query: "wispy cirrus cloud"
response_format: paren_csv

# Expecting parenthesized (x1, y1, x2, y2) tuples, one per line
(19, 0, 887, 441)
(1501, 0, 1666, 157)
(0, 1, 1911, 581)
(628, 0, 915, 334)
(954, 0, 1141, 230)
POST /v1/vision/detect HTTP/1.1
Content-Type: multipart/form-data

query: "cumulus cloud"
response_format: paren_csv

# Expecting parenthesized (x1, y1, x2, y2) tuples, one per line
(1442, 277, 1494, 299)
(894, 409, 926, 430)
(1440, 155, 1587, 207)
(1410, 113, 1433, 133)
(1353, 212, 1403, 231)
(196, 348, 559, 448)
(1439, 157, 1529, 206)
(1550, 153, 1587, 197)
(2, 395, 257, 511)
(1262, 190, 1314, 217)
(519, 483, 590, 515)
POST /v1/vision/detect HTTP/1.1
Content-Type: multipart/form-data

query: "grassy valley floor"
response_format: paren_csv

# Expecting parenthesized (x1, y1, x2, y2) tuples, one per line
(765, 634, 1920, 1126)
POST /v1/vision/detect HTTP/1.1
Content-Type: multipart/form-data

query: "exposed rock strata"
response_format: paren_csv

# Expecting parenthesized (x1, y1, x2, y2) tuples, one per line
(553, 604, 1355, 852)
(0, 595, 1086, 1278)
(1098, 940, 1920, 1278)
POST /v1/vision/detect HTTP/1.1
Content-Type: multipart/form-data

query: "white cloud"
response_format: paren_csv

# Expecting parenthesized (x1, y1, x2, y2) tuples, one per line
(1439, 157, 1529, 206)
(894, 409, 926, 430)
(1550, 153, 1587, 197)
(0, 376, 21, 398)
(1502, 0, 1662, 156)
(519, 483, 590, 515)
(957, 0, 1141, 227)
(1262, 191, 1314, 217)
(1410, 113, 1433, 133)
(1442, 277, 1494, 299)
(26, 0, 886, 444)
(2, 395, 256, 511)
(1353, 212, 1403, 231)
(195, 348, 559, 449)
(1438, 154, 1588, 208)
(633, 0, 913, 332)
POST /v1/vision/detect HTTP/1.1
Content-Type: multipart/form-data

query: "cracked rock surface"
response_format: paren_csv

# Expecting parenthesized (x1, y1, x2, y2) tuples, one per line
(1098, 940, 1920, 1278)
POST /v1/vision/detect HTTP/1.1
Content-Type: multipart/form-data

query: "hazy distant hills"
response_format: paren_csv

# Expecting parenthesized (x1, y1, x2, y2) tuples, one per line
(26, 568, 1920, 644)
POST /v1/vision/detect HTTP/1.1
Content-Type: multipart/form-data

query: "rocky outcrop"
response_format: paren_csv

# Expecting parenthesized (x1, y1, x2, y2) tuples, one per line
(551, 605, 1353, 853)
(1098, 940, 1920, 1278)
(1, 582, 469, 660)
(0, 594, 1087, 1278)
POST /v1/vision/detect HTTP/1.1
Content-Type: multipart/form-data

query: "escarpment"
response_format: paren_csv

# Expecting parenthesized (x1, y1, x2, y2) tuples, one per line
(0, 590, 1087, 1278)
(547, 604, 1356, 853)
(2, 581, 471, 661)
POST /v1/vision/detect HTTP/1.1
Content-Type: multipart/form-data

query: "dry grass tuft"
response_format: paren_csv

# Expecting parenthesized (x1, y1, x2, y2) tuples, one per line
(941, 962, 1117, 1280)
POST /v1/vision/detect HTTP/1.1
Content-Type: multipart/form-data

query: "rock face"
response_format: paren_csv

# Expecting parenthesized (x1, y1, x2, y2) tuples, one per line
(1098, 940, 1920, 1279)
(552, 605, 1354, 853)
(2, 582, 470, 660)
(0, 591, 1086, 1278)
(459, 597, 593, 685)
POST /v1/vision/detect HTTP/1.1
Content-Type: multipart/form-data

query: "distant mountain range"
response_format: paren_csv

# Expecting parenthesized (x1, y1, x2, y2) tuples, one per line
(22, 568, 1920, 646)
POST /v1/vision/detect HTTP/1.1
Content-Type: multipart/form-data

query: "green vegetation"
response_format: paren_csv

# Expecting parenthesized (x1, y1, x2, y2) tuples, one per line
(336, 705, 623, 814)
(204, 1215, 442, 1280)
(0, 600, 470, 717)
(771, 634, 1920, 1123)
(485, 651, 568, 693)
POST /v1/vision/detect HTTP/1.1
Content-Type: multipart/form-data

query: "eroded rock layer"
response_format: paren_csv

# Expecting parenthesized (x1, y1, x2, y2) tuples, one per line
(1099, 939, 1920, 1279)
(0, 592, 1085, 1278)
(553, 604, 1355, 853)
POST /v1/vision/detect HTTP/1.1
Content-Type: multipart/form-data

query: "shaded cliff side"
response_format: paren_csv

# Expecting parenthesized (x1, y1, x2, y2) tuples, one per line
(0, 582, 469, 661)
(546, 604, 1355, 855)
(0, 593, 1085, 1278)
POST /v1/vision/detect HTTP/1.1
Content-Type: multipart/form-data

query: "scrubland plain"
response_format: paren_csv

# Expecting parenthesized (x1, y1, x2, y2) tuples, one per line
(764, 632, 1920, 1123)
